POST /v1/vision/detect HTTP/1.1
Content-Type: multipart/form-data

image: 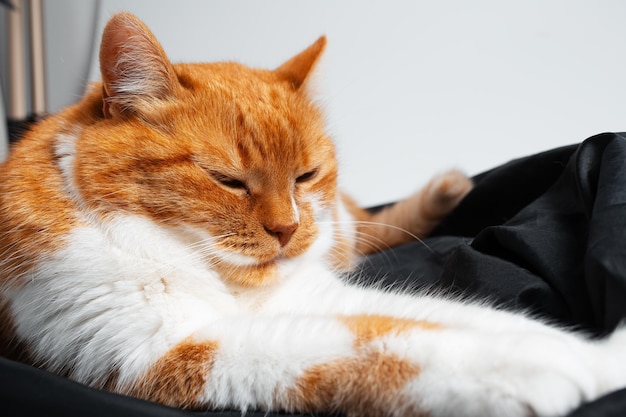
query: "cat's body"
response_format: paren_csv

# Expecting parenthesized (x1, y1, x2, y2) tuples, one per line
(1, 13, 626, 417)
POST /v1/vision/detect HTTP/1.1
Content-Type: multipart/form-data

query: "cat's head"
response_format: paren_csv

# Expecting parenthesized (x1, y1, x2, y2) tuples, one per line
(74, 14, 343, 286)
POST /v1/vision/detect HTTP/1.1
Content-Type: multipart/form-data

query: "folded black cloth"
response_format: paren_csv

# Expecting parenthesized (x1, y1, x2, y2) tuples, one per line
(364, 132, 626, 336)
(2, 133, 625, 416)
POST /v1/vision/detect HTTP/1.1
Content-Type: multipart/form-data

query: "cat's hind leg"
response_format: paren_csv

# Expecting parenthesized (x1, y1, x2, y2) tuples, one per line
(341, 170, 472, 257)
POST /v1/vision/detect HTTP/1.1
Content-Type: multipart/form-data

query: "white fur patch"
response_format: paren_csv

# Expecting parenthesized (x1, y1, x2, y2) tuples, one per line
(54, 131, 83, 207)
(212, 248, 259, 267)
(6, 213, 237, 388)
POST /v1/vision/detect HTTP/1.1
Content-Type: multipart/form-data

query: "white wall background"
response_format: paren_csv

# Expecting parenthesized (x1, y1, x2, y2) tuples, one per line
(3, 0, 626, 206)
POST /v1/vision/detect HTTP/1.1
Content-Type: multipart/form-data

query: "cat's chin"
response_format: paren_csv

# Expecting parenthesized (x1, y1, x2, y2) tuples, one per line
(210, 239, 312, 269)
(216, 261, 282, 288)
(213, 250, 314, 288)
(211, 247, 286, 268)
(228, 252, 298, 270)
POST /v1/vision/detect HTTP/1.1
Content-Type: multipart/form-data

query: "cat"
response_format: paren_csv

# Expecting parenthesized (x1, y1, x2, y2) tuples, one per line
(1, 12, 625, 417)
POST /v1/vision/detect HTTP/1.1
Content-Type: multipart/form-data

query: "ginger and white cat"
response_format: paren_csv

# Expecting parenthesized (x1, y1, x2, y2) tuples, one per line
(1, 13, 625, 417)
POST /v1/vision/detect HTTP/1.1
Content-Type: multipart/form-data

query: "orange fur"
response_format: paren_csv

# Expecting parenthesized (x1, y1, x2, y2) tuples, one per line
(288, 352, 423, 416)
(286, 314, 441, 415)
(0, 98, 100, 287)
(127, 339, 219, 409)
(340, 314, 442, 347)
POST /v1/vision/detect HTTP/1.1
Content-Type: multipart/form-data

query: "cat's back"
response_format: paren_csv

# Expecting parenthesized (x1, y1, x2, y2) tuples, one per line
(0, 95, 99, 285)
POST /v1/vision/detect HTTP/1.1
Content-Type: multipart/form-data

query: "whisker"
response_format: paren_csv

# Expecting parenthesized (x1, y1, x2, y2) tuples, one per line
(320, 219, 436, 255)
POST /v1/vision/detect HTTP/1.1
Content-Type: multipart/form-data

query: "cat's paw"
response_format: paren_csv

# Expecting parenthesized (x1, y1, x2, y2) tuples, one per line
(406, 368, 586, 417)
(399, 331, 595, 417)
(591, 326, 626, 392)
(421, 170, 473, 219)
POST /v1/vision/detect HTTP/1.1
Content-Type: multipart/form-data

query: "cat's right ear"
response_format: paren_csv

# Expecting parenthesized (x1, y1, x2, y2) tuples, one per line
(99, 13, 180, 119)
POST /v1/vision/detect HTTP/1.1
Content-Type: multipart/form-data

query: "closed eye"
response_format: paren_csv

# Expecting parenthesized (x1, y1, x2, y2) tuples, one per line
(211, 171, 247, 191)
(296, 169, 319, 183)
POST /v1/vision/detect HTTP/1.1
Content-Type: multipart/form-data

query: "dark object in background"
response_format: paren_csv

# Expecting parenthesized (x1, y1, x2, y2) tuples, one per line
(3, 0, 47, 147)
(7, 115, 40, 143)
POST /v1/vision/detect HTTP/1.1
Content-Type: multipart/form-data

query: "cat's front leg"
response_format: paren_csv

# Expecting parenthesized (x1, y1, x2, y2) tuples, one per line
(400, 327, 593, 417)
(116, 313, 625, 417)
(118, 315, 429, 415)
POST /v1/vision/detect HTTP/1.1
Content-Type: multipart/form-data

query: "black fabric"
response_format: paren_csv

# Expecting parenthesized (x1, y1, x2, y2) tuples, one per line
(2, 132, 626, 416)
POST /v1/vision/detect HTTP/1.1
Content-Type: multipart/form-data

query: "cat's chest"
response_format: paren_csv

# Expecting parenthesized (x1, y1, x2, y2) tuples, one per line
(226, 261, 346, 315)
(36, 216, 344, 319)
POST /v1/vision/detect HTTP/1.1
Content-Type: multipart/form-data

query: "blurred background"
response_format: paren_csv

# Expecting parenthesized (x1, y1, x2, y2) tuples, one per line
(1, 0, 625, 206)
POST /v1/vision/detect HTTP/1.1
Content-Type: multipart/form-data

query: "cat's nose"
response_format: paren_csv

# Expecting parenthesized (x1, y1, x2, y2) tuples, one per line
(264, 222, 299, 247)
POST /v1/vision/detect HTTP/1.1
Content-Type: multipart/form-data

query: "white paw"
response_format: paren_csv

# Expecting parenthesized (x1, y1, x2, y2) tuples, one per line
(405, 367, 586, 417)
(591, 326, 626, 393)
(397, 331, 595, 417)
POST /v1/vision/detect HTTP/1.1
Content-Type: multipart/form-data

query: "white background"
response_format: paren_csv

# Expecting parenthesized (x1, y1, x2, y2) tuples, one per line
(2, 0, 626, 206)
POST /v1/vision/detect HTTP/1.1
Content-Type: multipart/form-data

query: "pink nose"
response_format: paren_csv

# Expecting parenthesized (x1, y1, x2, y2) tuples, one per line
(264, 222, 298, 247)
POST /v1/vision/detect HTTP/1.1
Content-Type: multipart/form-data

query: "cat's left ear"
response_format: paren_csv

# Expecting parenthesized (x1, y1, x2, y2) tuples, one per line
(99, 13, 181, 119)
(275, 36, 327, 91)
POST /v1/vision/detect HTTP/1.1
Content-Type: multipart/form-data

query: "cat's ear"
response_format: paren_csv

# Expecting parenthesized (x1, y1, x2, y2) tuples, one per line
(275, 36, 327, 91)
(99, 13, 180, 119)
